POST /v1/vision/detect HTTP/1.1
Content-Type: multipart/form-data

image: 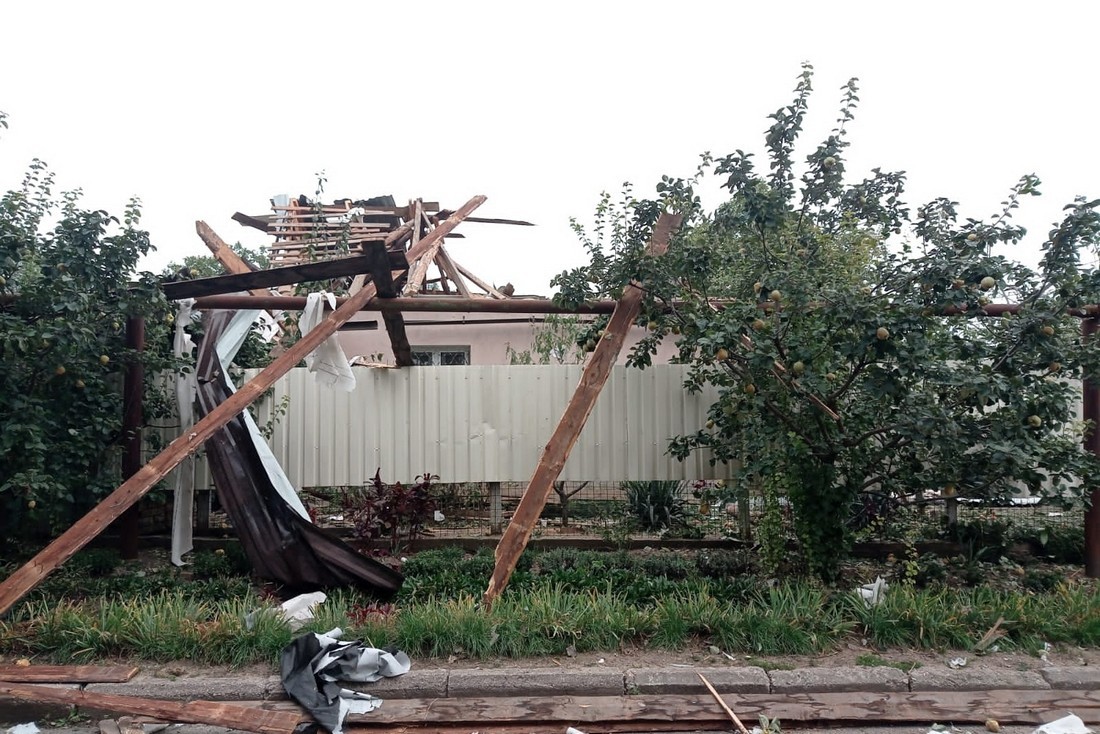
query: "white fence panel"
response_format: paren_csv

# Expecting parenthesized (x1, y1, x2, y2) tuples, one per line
(238, 364, 732, 487)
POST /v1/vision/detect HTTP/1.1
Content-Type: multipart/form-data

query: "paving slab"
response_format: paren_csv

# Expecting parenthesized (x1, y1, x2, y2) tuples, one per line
(447, 668, 624, 697)
(86, 675, 275, 701)
(1041, 667, 1100, 690)
(627, 666, 769, 694)
(770, 666, 908, 693)
(909, 667, 1049, 691)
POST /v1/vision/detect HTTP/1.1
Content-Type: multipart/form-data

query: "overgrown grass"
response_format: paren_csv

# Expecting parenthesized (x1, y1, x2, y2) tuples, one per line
(3, 579, 1098, 666)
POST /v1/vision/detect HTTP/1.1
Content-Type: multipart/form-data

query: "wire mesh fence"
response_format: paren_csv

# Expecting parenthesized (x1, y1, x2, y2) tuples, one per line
(155, 480, 1085, 547)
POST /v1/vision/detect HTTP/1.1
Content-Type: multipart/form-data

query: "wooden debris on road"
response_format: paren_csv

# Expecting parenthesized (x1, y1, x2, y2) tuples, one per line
(0, 682, 304, 734)
(0, 664, 139, 683)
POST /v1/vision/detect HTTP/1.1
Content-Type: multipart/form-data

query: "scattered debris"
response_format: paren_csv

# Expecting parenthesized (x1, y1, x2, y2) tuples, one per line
(699, 672, 752, 734)
(948, 656, 968, 669)
(0, 682, 301, 734)
(246, 591, 327, 631)
(857, 576, 889, 607)
(280, 627, 410, 734)
(974, 617, 1006, 653)
(5, 723, 38, 734)
(987, 718, 1002, 732)
(1034, 714, 1091, 734)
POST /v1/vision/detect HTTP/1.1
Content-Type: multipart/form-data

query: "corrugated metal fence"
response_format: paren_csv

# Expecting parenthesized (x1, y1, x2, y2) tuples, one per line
(230, 364, 733, 488)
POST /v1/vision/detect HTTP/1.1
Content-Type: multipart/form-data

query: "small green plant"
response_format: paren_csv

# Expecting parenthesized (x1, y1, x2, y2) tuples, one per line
(623, 481, 685, 532)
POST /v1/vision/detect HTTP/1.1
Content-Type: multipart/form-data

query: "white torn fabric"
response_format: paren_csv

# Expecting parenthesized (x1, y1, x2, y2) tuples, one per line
(301, 292, 356, 392)
(857, 576, 889, 608)
(170, 299, 198, 566)
(6, 723, 39, 734)
(1034, 714, 1092, 734)
(246, 591, 327, 631)
(218, 310, 311, 521)
(281, 627, 411, 734)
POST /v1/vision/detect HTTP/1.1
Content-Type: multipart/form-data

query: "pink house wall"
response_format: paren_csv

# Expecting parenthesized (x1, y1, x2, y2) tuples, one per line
(338, 311, 680, 365)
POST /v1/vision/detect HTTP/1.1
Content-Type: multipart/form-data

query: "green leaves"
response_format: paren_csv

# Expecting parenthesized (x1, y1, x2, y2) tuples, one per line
(557, 65, 1100, 581)
(0, 151, 177, 547)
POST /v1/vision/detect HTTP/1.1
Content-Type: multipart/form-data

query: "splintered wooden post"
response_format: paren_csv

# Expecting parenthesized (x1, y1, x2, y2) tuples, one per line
(195, 222, 270, 296)
(0, 196, 487, 616)
(1084, 317, 1100, 577)
(483, 211, 682, 604)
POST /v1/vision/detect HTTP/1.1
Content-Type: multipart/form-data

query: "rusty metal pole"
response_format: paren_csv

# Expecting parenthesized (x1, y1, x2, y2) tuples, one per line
(116, 316, 145, 559)
(1083, 318, 1100, 577)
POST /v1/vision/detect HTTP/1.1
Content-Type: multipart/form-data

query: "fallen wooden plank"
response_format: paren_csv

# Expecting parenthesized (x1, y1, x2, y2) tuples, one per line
(162, 253, 381, 300)
(0, 195, 487, 616)
(0, 682, 304, 734)
(484, 211, 682, 603)
(241, 690, 1100, 727)
(362, 241, 413, 367)
(346, 690, 1100, 726)
(0, 664, 139, 683)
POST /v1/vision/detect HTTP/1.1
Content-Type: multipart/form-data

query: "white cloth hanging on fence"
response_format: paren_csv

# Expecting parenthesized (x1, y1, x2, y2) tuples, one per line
(301, 292, 356, 392)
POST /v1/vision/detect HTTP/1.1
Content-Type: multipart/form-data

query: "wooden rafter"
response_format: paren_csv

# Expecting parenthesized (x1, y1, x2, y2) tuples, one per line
(0, 196, 487, 616)
(434, 246, 472, 298)
(449, 256, 507, 298)
(484, 211, 682, 604)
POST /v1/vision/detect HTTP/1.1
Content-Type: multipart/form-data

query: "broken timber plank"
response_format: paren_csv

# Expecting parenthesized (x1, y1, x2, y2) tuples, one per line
(402, 208, 445, 296)
(450, 257, 507, 298)
(434, 246, 472, 298)
(0, 664, 139, 683)
(484, 211, 682, 604)
(162, 254, 383, 300)
(336, 690, 1100, 726)
(362, 241, 413, 367)
(0, 682, 304, 734)
(195, 222, 269, 297)
(0, 195, 487, 617)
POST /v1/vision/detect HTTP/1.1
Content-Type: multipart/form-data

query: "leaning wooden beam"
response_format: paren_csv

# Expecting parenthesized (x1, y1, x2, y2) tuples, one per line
(0, 196, 487, 616)
(434, 246, 472, 298)
(362, 241, 413, 367)
(195, 222, 270, 297)
(449, 258, 507, 298)
(403, 208, 444, 295)
(484, 211, 682, 604)
(0, 683, 303, 734)
(162, 254, 385, 300)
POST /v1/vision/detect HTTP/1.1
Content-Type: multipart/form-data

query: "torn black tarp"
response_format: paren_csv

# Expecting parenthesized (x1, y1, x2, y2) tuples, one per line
(194, 309, 403, 596)
(281, 627, 410, 734)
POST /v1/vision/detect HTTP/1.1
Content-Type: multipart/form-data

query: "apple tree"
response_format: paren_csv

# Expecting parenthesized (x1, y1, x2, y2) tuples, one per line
(0, 119, 176, 548)
(552, 66, 1100, 580)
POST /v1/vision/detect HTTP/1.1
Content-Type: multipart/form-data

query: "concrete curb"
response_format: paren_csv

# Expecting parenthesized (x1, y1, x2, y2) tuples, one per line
(60, 663, 1100, 704)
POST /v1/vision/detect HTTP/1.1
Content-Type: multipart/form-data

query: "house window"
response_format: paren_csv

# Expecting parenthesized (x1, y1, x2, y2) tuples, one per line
(411, 347, 470, 366)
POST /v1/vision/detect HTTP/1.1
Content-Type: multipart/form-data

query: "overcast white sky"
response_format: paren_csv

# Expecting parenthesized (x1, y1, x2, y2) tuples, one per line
(1, 1, 1097, 294)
